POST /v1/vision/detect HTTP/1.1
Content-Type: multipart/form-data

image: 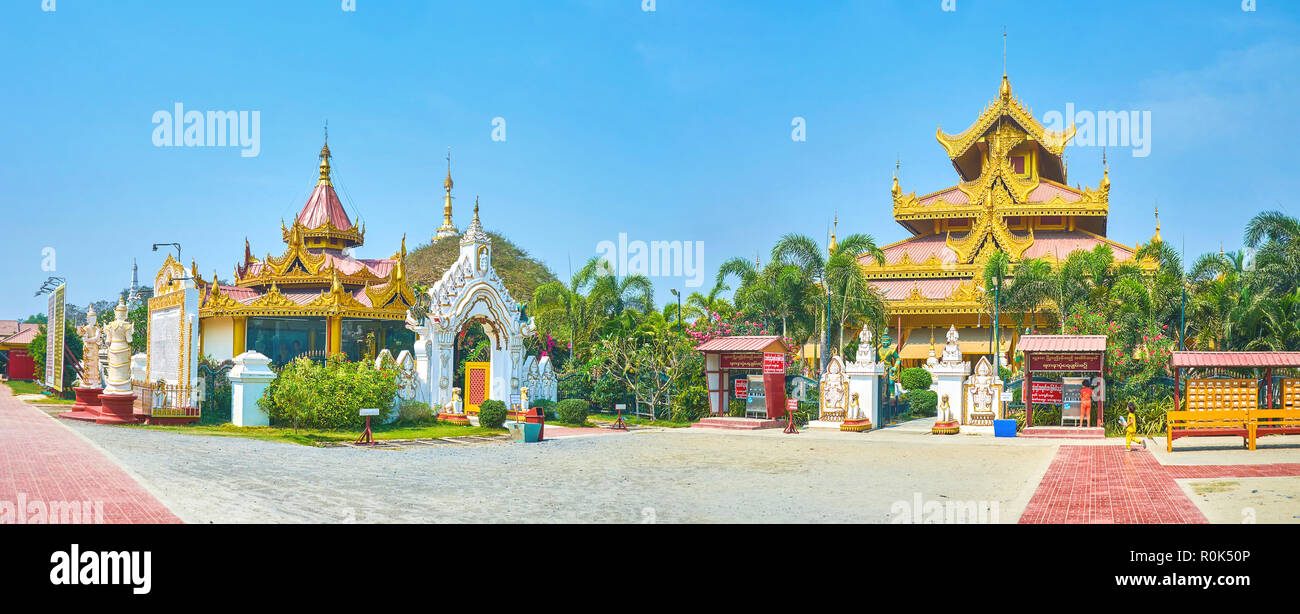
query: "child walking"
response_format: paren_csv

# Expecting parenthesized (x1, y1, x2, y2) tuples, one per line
(1120, 401, 1146, 451)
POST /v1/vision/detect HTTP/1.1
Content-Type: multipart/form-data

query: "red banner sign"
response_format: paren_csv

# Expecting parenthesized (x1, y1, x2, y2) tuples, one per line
(763, 353, 786, 375)
(734, 379, 748, 399)
(1029, 382, 1064, 405)
(787, 398, 798, 412)
(1026, 352, 1103, 373)
(720, 353, 763, 370)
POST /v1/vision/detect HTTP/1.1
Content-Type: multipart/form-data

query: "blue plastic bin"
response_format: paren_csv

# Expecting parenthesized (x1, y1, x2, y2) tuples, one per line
(993, 419, 1017, 438)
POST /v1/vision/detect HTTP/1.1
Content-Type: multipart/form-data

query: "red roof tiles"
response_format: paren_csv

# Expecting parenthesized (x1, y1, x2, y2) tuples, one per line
(296, 183, 353, 231)
(1017, 335, 1108, 353)
(695, 336, 790, 353)
(1170, 352, 1300, 369)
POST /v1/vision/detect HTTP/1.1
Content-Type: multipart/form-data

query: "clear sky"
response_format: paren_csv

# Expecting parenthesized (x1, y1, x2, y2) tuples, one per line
(2, 0, 1297, 318)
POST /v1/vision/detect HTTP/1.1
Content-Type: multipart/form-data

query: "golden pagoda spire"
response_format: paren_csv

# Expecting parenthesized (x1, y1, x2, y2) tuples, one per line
(892, 157, 901, 197)
(1100, 148, 1110, 191)
(434, 147, 459, 240)
(1000, 27, 1011, 99)
(1152, 203, 1162, 243)
(829, 215, 838, 255)
(317, 132, 332, 187)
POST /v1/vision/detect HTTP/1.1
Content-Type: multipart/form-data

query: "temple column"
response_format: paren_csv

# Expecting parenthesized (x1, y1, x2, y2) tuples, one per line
(232, 316, 247, 356)
(327, 316, 342, 356)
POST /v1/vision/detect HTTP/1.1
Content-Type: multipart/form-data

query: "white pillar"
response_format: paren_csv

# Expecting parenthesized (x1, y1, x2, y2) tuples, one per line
(228, 351, 275, 427)
(927, 361, 970, 422)
(129, 353, 147, 385)
(845, 362, 886, 429)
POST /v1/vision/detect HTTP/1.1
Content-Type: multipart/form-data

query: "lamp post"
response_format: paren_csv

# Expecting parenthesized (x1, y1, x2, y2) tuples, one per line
(669, 288, 681, 333)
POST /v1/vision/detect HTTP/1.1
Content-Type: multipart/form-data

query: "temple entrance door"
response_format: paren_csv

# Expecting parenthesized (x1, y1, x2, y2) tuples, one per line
(464, 361, 490, 414)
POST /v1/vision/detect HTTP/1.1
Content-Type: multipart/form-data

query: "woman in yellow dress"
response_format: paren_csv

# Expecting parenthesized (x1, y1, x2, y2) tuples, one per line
(1121, 401, 1146, 451)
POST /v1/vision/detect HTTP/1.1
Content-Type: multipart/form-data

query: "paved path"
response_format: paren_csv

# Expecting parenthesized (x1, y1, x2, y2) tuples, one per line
(0, 384, 180, 523)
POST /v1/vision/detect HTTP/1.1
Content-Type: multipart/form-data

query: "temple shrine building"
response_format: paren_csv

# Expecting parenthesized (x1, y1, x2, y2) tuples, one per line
(193, 139, 417, 365)
(860, 74, 1157, 368)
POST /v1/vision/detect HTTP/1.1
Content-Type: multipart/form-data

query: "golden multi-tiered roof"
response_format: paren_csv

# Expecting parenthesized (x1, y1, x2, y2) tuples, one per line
(197, 140, 415, 321)
(863, 74, 1152, 321)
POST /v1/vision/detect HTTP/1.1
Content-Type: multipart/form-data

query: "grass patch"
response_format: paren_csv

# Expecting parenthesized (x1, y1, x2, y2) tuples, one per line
(1192, 480, 1240, 496)
(119, 421, 507, 446)
(4, 380, 75, 403)
(587, 413, 692, 428)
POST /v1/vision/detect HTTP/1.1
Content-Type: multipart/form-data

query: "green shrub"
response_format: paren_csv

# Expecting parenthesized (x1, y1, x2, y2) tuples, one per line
(907, 389, 938, 417)
(671, 385, 710, 422)
(728, 398, 746, 417)
(557, 399, 589, 425)
(478, 399, 508, 429)
(397, 400, 434, 425)
(259, 355, 397, 430)
(532, 398, 557, 420)
(899, 367, 932, 392)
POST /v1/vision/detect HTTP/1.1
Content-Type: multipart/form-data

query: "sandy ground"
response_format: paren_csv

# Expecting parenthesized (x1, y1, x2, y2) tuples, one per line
(1178, 477, 1300, 524)
(61, 420, 1059, 524)
(1151, 435, 1300, 465)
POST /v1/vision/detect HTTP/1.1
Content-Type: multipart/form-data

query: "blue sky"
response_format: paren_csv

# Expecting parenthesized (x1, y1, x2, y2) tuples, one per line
(2, 0, 1298, 318)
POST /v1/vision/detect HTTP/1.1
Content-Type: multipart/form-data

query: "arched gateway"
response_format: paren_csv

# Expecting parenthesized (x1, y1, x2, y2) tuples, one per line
(405, 203, 543, 411)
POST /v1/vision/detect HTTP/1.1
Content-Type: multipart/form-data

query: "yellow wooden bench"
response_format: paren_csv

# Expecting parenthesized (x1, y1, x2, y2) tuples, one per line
(1248, 378, 1300, 449)
(1167, 379, 1255, 452)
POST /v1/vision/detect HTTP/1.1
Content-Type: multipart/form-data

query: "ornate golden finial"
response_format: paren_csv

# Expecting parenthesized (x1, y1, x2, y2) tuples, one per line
(1100, 148, 1110, 190)
(828, 216, 838, 255)
(474, 195, 480, 221)
(892, 157, 901, 196)
(1152, 203, 1162, 243)
(317, 127, 332, 187)
(444, 148, 454, 190)
(435, 148, 458, 239)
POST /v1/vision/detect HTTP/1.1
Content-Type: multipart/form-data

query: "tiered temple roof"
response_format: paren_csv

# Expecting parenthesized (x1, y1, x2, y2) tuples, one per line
(197, 140, 415, 320)
(861, 74, 1153, 319)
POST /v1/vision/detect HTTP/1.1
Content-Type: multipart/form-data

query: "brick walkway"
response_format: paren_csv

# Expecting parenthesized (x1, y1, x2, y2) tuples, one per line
(1019, 445, 1208, 524)
(0, 385, 180, 523)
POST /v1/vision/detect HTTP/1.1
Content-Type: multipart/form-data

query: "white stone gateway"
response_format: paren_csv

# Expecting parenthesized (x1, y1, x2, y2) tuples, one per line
(406, 203, 536, 409)
(926, 325, 970, 424)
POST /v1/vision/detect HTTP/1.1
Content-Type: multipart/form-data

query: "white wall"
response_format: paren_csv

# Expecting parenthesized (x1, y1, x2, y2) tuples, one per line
(202, 316, 234, 363)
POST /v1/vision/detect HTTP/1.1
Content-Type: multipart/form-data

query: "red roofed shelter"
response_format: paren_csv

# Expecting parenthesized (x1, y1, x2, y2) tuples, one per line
(695, 336, 791, 419)
(1018, 335, 1107, 427)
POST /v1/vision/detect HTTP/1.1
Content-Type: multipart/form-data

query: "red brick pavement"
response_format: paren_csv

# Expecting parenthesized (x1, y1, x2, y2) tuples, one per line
(1020, 445, 1300, 524)
(1020, 446, 1207, 524)
(0, 384, 180, 524)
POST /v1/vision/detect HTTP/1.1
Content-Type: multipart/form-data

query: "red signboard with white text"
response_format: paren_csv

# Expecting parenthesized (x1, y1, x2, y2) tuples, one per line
(720, 353, 763, 370)
(734, 379, 748, 399)
(763, 352, 785, 375)
(1025, 352, 1103, 373)
(1029, 382, 1064, 405)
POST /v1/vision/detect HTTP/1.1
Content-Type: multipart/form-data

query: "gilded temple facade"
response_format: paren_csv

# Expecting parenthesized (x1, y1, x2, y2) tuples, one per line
(195, 140, 417, 365)
(862, 75, 1153, 367)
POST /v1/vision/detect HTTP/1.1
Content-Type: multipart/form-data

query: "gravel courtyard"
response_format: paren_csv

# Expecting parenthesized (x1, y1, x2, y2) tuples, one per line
(63, 421, 1059, 523)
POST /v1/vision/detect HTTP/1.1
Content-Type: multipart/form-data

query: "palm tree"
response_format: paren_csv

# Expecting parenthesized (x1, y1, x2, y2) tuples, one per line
(531, 257, 655, 360)
(771, 232, 887, 370)
(1244, 210, 1300, 295)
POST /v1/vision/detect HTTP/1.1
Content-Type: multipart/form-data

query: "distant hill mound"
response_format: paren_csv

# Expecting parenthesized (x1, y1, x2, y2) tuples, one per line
(407, 232, 558, 303)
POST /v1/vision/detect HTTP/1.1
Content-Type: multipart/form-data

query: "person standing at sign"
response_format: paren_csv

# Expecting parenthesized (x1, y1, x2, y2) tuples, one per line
(1080, 383, 1092, 427)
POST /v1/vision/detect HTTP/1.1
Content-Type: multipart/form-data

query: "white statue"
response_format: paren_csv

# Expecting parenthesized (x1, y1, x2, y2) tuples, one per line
(442, 387, 464, 415)
(845, 392, 865, 421)
(854, 327, 875, 365)
(101, 299, 135, 395)
(819, 356, 848, 421)
(938, 394, 954, 422)
(77, 306, 104, 388)
(965, 356, 1000, 425)
(520, 386, 530, 412)
(941, 325, 962, 364)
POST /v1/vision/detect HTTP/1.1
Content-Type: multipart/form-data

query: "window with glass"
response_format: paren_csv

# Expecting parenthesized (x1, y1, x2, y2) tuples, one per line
(246, 317, 328, 366)
(340, 318, 417, 362)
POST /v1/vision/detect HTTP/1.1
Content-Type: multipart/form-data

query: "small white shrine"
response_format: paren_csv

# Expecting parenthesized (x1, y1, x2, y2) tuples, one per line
(406, 202, 539, 410)
(811, 327, 884, 431)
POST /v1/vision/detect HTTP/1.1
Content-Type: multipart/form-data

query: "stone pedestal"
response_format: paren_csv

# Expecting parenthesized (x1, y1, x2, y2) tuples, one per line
(59, 387, 104, 422)
(229, 351, 275, 427)
(96, 393, 139, 425)
(845, 362, 886, 431)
